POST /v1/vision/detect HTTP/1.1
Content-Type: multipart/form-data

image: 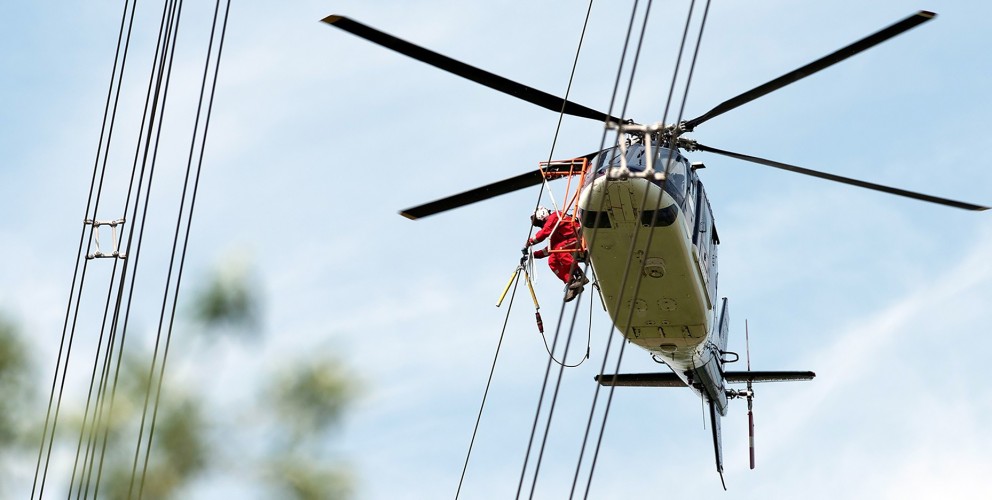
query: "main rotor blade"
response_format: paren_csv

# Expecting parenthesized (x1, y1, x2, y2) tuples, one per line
(682, 11, 936, 131)
(399, 154, 600, 220)
(691, 141, 990, 211)
(400, 169, 552, 220)
(323, 15, 624, 124)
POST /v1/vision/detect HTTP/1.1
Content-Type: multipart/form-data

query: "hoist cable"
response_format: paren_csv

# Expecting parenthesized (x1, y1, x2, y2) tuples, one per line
(455, 266, 523, 499)
(31, 2, 137, 498)
(515, 1, 598, 497)
(535, 307, 590, 368)
(535, 265, 592, 368)
(135, 1, 230, 497)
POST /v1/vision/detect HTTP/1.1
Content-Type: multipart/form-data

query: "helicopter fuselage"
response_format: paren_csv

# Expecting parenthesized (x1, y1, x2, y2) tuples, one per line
(578, 143, 730, 414)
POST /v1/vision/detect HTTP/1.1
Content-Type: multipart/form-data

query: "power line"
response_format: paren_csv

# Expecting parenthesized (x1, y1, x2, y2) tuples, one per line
(579, 1, 713, 497)
(515, 1, 602, 497)
(31, 1, 137, 497)
(31, 1, 233, 497)
(135, 1, 232, 496)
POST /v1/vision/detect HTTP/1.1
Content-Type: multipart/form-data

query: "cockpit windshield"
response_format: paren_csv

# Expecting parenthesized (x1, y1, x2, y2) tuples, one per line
(591, 144, 690, 206)
(656, 149, 688, 196)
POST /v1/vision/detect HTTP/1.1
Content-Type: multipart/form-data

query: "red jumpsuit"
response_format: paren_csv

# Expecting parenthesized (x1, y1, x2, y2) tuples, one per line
(527, 211, 581, 284)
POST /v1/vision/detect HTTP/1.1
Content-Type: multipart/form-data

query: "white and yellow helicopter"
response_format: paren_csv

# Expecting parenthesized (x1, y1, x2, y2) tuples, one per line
(323, 10, 987, 486)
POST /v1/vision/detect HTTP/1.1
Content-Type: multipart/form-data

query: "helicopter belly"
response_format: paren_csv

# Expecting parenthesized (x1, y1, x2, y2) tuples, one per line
(579, 177, 713, 361)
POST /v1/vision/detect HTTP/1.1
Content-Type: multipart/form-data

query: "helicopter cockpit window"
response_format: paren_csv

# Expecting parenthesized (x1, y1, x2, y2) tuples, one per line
(594, 144, 648, 173)
(592, 145, 689, 204)
(659, 154, 688, 197)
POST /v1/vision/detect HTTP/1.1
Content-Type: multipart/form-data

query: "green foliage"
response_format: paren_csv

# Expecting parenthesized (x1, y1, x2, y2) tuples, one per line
(0, 313, 30, 447)
(156, 397, 208, 478)
(274, 357, 354, 440)
(187, 256, 357, 498)
(189, 258, 260, 332)
(261, 355, 356, 499)
(5, 257, 355, 498)
(71, 355, 209, 500)
(270, 456, 353, 500)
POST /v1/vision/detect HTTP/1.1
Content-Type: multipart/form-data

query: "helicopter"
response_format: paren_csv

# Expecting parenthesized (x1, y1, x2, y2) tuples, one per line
(322, 10, 988, 488)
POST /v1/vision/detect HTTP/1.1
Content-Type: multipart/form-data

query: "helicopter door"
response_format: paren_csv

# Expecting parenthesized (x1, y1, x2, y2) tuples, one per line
(693, 181, 719, 307)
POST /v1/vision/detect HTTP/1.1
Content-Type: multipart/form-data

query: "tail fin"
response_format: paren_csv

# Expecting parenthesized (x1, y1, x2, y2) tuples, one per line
(709, 397, 727, 490)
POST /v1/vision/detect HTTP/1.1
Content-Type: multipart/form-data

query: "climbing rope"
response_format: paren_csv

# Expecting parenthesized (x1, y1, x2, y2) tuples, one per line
(455, 261, 524, 499)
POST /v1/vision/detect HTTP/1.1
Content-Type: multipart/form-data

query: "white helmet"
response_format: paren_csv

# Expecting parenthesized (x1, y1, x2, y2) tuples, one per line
(532, 206, 550, 223)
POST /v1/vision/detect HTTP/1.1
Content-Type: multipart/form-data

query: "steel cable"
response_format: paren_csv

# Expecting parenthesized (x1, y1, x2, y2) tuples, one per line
(519, 0, 653, 495)
(71, 2, 180, 496)
(515, 1, 601, 497)
(134, 1, 231, 496)
(86, 0, 184, 496)
(35, 1, 230, 497)
(577, 2, 663, 496)
(579, 1, 712, 497)
(64, 0, 177, 494)
(31, 1, 138, 498)
(455, 266, 523, 499)
(565, 4, 643, 496)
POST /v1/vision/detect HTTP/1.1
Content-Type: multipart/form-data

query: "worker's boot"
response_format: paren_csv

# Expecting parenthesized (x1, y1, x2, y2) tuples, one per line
(568, 268, 589, 290)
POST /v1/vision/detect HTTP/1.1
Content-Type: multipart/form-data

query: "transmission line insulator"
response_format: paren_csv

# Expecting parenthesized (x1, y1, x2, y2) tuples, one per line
(85, 218, 127, 260)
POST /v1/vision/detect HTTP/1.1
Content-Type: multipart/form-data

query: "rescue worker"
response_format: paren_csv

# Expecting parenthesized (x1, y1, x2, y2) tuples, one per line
(523, 206, 589, 302)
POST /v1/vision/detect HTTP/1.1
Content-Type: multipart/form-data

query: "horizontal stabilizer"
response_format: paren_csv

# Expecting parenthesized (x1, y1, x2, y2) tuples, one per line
(595, 372, 685, 387)
(726, 371, 815, 384)
(595, 370, 814, 388)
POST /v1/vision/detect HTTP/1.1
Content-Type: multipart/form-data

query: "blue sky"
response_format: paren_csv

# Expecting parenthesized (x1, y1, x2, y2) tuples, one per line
(3, 1, 991, 498)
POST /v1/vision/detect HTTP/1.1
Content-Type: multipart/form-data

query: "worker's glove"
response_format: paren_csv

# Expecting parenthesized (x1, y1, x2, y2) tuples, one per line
(520, 255, 528, 266)
(521, 247, 529, 255)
